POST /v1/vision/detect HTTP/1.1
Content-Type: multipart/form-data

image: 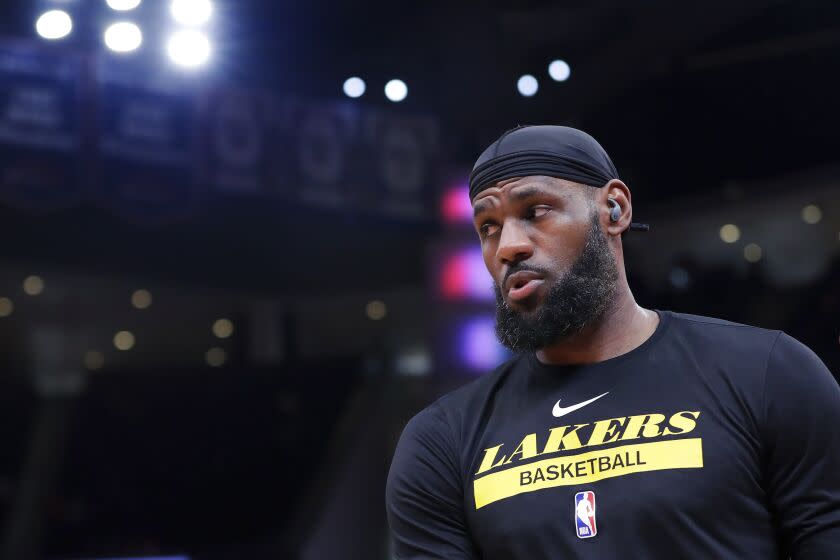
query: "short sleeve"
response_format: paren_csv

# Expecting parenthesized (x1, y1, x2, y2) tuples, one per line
(386, 403, 478, 559)
(762, 332, 840, 558)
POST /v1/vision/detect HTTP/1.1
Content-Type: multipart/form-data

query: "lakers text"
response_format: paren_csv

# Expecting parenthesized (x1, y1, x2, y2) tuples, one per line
(473, 411, 704, 509)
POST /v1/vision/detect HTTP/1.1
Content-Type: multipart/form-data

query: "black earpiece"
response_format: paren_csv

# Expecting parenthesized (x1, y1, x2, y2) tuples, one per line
(608, 198, 621, 222)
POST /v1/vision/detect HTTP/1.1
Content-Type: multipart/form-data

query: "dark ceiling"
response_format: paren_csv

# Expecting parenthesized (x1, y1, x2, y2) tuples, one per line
(8, 1, 840, 182)
(226, 0, 840, 201)
(1, 0, 839, 290)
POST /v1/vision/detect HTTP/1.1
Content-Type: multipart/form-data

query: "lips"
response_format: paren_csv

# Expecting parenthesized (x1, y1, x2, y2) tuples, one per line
(505, 270, 545, 302)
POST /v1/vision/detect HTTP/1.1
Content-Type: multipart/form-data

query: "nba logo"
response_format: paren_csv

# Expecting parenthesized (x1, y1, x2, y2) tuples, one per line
(574, 491, 597, 539)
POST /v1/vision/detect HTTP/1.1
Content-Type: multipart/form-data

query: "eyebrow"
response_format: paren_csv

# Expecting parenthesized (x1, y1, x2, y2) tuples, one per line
(510, 185, 549, 202)
(473, 199, 494, 219)
(472, 185, 552, 219)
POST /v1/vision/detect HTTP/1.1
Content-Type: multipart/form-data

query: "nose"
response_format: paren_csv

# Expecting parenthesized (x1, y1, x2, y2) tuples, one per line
(495, 219, 534, 265)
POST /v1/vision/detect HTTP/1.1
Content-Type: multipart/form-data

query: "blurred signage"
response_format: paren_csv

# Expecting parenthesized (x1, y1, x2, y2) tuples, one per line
(0, 40, 83, 212)
(0, 39, 441, 226)
(432, 312, 512, 374)
(367, 113, 437, 219)
(206, 95, 439, 220)
(427, 237, 510, 377)
(95, 59, 200, 225)
(203, 88, 275, 194)
(440, 180, 472, 225)
(282, 100, 361, 209)
(434, 244, 494, 302)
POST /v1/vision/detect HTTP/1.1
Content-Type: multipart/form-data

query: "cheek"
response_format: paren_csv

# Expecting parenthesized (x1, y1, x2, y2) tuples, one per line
(535, 216, 590, 264)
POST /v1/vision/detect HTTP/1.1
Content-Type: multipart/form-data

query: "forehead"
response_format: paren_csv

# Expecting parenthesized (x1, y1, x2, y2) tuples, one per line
(471, 176, 584, 208)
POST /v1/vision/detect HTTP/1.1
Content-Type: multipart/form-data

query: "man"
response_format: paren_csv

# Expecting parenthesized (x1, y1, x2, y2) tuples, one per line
(385, 125, 840, 558)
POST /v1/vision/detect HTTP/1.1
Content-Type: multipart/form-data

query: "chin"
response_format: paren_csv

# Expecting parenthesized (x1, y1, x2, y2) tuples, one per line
(508, 294, 544, 313)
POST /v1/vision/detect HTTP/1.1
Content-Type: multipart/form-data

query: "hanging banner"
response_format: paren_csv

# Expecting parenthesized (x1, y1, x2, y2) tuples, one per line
(265, 98, 364, 211)
(203, 88, 278, 194)
(95, 60, 201, 225)
(0, 39, 441, 227)
(258, 97, 438, 221)
(0, 40, 84, 212)
(363, 112, 439, 220)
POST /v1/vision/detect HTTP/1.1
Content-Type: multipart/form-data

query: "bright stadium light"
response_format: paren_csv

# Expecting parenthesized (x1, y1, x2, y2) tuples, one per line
(167, 29, 211, 67)
(719, 223, 741, 244)
(23, 275, 44, 296)
(113, 330, 136, 351)
(35, 10, 73, 40)
(517, 74, 538, 97)
(104, 21, 143, 53)
(106, 0, 142, 10)
(384, 79, 408, 102)
(548, 59, 571, 82)
(206, 347, 226, 367)
(801, 204, 822, 224)
(170, 0, 213, 26)
(343, 77, 366, 98)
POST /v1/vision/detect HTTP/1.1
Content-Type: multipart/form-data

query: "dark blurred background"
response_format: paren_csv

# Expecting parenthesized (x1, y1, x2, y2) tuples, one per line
(0, 0, 837, 558)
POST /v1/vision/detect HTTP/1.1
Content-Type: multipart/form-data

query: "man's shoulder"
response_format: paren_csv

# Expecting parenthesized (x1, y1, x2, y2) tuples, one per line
(665, 310, 780, 344)
(667, 310, 770, 331)
(660, 310, 786, 373)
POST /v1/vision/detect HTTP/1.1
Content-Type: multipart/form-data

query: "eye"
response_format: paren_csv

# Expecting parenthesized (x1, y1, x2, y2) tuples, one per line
(479, 222, 500, 238)
(526, 205, 552, 219)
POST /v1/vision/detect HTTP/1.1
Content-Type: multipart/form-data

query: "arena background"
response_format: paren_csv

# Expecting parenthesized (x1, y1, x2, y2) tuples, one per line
(0, 0, 837, 558)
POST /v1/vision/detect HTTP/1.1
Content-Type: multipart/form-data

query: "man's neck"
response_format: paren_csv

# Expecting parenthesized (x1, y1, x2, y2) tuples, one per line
(534, 287, 659, 366)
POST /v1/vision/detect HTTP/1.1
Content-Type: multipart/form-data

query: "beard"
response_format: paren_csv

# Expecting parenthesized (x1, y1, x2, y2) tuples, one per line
(493, 209, 619, 352)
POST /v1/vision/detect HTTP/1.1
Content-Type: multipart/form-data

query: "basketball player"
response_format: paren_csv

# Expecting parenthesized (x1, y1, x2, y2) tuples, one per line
(386, 125, 840, 558)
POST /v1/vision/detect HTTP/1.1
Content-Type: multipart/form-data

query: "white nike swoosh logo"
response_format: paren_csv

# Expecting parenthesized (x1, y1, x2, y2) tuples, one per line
(552, 392, 609, 417)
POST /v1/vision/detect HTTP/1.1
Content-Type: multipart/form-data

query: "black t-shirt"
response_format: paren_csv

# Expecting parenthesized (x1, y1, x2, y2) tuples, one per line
(386, 311, 840, 559)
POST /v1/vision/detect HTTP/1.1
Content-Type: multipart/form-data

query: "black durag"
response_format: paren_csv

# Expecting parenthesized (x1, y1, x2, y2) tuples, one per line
(469, 124, 648, 231)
